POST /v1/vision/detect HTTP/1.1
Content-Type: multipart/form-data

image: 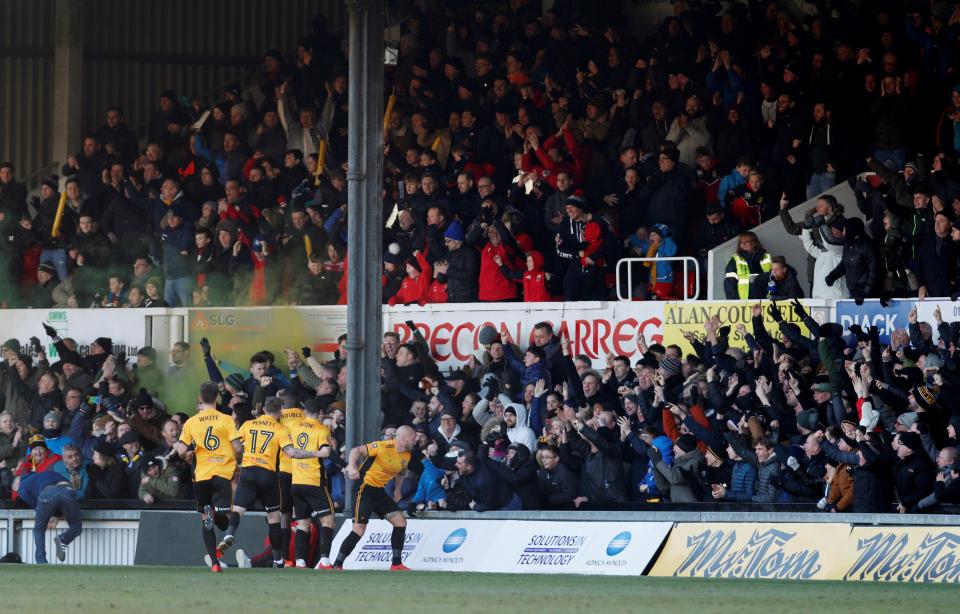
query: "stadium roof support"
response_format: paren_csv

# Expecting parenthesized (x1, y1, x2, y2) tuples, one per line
(344, 0, 385, 509)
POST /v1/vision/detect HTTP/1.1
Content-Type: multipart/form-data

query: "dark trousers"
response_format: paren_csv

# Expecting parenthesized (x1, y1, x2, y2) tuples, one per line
(34, 485, 82, 564)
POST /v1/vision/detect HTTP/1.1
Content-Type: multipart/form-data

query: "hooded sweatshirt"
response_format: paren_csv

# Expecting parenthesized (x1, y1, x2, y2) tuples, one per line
(504, 402, 538, 453)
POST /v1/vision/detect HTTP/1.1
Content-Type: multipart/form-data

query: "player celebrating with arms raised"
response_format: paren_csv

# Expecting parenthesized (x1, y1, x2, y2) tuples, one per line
(333, 425, 415, 571)
(175, 382, 243, 573)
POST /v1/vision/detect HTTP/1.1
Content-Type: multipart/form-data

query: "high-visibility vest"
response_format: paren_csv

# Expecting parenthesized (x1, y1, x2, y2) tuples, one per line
(732, 252, 772, 299)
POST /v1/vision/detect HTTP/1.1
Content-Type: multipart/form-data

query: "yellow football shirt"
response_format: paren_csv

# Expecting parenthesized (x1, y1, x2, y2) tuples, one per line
(290, 418, 332, 487)
(278, 407, 305, 474)
(178, 408, 241, 482)
(360, 439, 410, 488)
(240, 415, 292, 471)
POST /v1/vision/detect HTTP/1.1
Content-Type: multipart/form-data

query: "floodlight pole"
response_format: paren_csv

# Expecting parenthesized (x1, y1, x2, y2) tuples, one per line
(344, 0, 385, 511)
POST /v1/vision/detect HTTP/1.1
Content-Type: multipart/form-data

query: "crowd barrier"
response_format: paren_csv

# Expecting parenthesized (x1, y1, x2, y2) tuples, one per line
(3, 508, 958, 582)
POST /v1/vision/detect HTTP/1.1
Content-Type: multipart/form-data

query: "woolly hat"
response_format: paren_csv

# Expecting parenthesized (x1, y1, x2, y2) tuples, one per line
(384, 243, 402, 265)
(134, 388, 154, 409)
(796, 409, 819, 431)
(503, 405, 518, 417)
(137, 347, 157, 362)
(651, 223, 670, 238)
(663, 148, 680, 163)
(42, 175, 59, 191)
(94, 337, 113, 354)
(911, 386, 939, 412)
(37, 263, 56, 276)
(444, 220, 466, 242)
(905, 161, 920, 174)
(564, 194, 588, 211)
(659, 356, 681, 377)
(898, 431, 924, 455)
(897, 411, 919, 429)
(119, 431, 140, 446)
(225, 372, 247, 391)
(43, 412, 61, 427)
(1, 338, 20, 352)
(706, 443, 728, 462)
(93, 441, 115, 458)
(28, 434, 48, 450)
(675, 434, 698, 454)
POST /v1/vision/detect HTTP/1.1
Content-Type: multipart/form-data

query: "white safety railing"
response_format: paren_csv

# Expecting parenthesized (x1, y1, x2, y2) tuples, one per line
(615, 257, 701, 301)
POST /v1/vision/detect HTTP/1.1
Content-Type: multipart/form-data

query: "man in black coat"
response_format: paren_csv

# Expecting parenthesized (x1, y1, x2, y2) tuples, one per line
(825, 217, 877, 303)
(380, 343, 425, 428)
(893, 432, 937, 513)
(914, 212, 958, 299)
(768, 256, 805, 299)
(436, 221, 479, 303)
(481, 442, 539, 510)
(455, 449, 518, 511)
(537, 444, 577, 509)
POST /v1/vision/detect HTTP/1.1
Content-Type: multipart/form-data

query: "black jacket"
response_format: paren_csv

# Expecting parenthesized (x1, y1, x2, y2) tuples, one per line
(915, 233, 958, 298)
(822, 440, 894, 513)
(441, 244, 480, 303)
(482, 443, 539, 510)
(768, 265, 805, 299)
(537, 463, 578, 509)
(460, 460, 515, 511)
(894, 452, 936, 510)
(828, 222, 877, 299)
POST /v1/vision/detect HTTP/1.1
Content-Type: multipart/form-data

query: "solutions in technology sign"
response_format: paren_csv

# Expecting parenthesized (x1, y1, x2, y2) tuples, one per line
(649, 523, 852, 580)
(331, 519, 671, 575)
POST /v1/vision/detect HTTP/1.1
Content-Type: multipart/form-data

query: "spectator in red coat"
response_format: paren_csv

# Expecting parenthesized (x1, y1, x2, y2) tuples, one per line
(387, 250, 432, 306)
(475, 223, 521, 302)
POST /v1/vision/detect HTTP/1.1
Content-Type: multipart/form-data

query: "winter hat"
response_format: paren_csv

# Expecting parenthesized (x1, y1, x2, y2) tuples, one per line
(706, 443, 728, 463)
(897, 411, 919, 429)
(675, 434, 698, 454)
(93, 337, 113, 354)
(143, 458, 162, 473)
(43, 412, 62, 428)
(384, 243, 402, 265)
(405, 257, 422, 273)
(478, 326, 500, 346)
(37, 263, 56, 276)
(662, 148, 680, 163)
(2, 338, 20, 352)
(134, 388, 154, 409)
(651, 223, 670, 238)
(28, 434, 48, 450)
(446, 369, 468, 383)
(564, 194, 587, 211)
(905, 161, 919, 174)
(898, 431, 924, 455)
(503, 404, 520, 417)
(93, 441, 115, 458)
(659, 356, 681, 377)
(912, 386, 939, 411)
(225, 372, 247, 391)
(444, 221, 466, 242)
(119, 431, 140, 445)
(42, 175, 59, 191)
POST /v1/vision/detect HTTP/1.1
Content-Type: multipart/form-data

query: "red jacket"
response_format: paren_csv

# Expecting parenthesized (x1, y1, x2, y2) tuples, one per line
(478, 242, 519, 301)
(388, 251, 432, 306)
(579, 221, 605, 267)
(337, 255, 348, 305)
(522, 252, 551, 302)
(427, 279, 448, 303)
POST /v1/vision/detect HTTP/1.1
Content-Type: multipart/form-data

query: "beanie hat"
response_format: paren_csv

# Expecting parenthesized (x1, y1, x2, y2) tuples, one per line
(911, 386, 938, 412)
(564, 194, 587, 210)
(503, 404, 519, 417)
(37, 263, 56, 276)
(905, 161, 919, 174)
(42, 175, 59, 191)
(444, 220, 466, 242)
(676, 434, 698, 454)
(898, 431, 924, 454)
(405, 257, 422, 273)
(134, 388, 154, 409)
(478, 325, 500, 346)
(659, 356, 681, 377)
(1, 338, 19, 352)
(94, 337, 113, 354)
(706, 443, 728, 462)
(796, 409, 819, 431)
(651, 223, 670, 238)
(897, 411, 919, 428)
(119, 431, 140, 446)
(663, 148, 680, 163)
(225, 372, 247, 391)
(28, 434, 48, 450)
(384, 243, 402, 265)
(43, 412, 62, 428)
(94, 441, 115, 458)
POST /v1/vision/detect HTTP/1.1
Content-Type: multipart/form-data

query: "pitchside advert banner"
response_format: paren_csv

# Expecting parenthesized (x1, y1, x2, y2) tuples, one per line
(650, 522, 851, 581)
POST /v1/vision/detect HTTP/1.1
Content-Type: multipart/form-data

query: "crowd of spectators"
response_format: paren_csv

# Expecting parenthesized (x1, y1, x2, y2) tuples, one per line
(4, 303, 960, 515)
(5, 1, 960, 307)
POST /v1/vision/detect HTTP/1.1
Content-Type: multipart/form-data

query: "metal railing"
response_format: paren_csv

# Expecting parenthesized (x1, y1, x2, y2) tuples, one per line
(615, 257, 701, 301)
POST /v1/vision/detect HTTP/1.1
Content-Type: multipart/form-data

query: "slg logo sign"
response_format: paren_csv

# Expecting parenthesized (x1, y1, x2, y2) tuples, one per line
(443, 528, 467, 554)
(606, 532, 631, 557)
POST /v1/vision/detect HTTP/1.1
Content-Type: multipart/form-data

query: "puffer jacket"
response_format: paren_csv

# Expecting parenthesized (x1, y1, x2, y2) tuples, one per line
(801, 225, 848, 299)
(640, 435, 675, 495)
(720, 460, 758, 501)
(441, 244, 480, 302)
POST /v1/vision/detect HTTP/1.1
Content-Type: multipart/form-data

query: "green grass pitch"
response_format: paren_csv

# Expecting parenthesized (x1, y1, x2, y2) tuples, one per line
(3, 565, 953, 613)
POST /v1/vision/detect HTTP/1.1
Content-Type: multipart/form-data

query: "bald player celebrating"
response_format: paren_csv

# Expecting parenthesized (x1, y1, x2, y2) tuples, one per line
(333, 425, 415, 570)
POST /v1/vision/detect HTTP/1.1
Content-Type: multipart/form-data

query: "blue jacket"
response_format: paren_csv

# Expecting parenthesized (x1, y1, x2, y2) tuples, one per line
(44, 434, 76, 458)
(651, 237, 678, 283)
(641, 435, 675, 495)
(718, 170, 746, 209)
(722, 460, 758, 502)
(460, 460, 514, 511)
(17, 471, 67, 509)
(412, 458, 446, 505)
(160, 222, 194, 279)
(503, 349, 551, 397)
(52, 460, 90, 501)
